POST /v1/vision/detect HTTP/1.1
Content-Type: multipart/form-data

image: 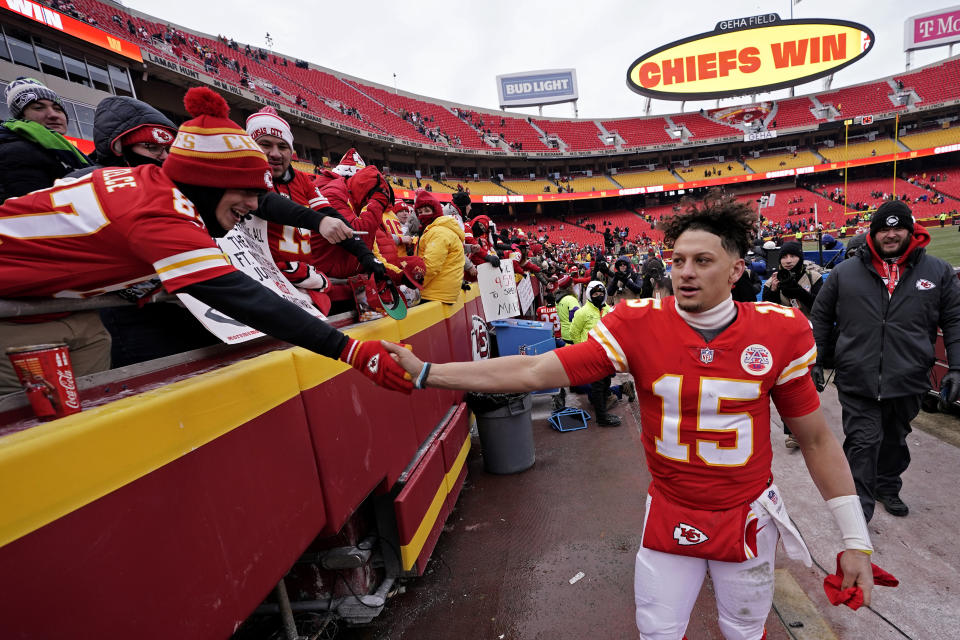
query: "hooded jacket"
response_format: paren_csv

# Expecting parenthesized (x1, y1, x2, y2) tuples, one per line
(570, 281, 612, 343)
(811, 224, 960, 399)
(91, 96, 176, 167)
(417, 215, 466, 303)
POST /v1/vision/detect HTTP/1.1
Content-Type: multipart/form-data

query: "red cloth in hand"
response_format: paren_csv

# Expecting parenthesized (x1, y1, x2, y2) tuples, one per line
(340, 338, 413, 394)
(823, 552, 898, 610)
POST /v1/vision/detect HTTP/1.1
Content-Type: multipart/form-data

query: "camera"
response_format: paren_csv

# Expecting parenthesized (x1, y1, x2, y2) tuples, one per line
(777, 268, 795, 285)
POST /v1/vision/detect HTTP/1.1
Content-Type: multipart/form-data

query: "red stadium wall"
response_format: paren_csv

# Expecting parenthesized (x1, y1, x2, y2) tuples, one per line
(0, 292, 486, 639)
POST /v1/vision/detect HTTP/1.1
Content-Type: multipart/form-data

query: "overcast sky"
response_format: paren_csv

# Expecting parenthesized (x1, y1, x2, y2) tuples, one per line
(124, 0, 959, 119)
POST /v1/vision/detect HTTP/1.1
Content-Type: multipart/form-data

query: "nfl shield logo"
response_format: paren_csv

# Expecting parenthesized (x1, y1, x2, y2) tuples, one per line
(699, 348, 714, 364)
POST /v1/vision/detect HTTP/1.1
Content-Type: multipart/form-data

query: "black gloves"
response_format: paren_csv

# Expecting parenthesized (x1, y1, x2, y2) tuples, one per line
(359, 252, 387, 283)
(811, 364, 826, 392)
(940, 369, 960, 405)
(461, 281, 471, 291)
(484, 254, 501, 268)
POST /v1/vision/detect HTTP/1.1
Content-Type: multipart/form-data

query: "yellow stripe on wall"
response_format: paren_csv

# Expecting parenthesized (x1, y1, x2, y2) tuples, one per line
(0, 350, 301, 549)
(399, 433, 471, 571)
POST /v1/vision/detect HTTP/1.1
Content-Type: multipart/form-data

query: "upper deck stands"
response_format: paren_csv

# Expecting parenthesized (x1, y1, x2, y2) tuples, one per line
(671, 113, 742, 139)
(771, 97, 821, 129)
(816, 81, 901, 118)
(534, 119, 609, 152)
(601, 118, 674, 148)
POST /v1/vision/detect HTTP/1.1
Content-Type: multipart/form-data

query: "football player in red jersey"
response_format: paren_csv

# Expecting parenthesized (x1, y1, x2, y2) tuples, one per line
(0, 88, 412, 395)
(385, 195, 873, 638)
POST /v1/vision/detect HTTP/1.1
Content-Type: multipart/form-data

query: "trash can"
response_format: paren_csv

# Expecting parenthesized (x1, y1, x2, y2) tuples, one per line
(465, 392, 535, 474)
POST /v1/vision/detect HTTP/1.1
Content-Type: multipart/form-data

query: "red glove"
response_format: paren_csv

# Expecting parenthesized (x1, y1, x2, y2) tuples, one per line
(823, 552, 898, 610)
(340, 338, 413, 394)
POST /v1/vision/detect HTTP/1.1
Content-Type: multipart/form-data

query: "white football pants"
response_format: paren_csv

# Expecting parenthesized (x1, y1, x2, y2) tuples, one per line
(634, 495, 779, 640)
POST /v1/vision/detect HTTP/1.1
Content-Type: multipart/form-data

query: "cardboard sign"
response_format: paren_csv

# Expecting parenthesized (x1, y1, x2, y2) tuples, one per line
(517, 275, 535, 314)
(179, 217, 324, 344)
(477, 261, 520, 321)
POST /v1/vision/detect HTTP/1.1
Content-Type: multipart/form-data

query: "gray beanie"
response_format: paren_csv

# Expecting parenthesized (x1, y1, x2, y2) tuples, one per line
(5, 77, 65, 121)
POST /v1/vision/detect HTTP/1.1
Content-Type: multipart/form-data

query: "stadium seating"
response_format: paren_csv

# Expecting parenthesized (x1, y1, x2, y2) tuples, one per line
(674, 161, 751, 181)
(559, 176, 621, 193)
(744, 151, 822, 173)
(900, 126, 960, 151)
(818, 138, 902, 163)
(732, 188, 847, 228)
(501, 179, 562, 195)
(817, 178, 956, 219)
(895, 57, 960, 107)
(770, 97, 821, 129)
(62, 0, 960, 166)
(915, 167, 960, 200)
(671, 114, 742, 139)
(453, 180, 510, 196)
(615, 169, 680, 188)
(816, 81, 901, 118)
(600, 118, 675, 147)
(533, 119, 609, 151)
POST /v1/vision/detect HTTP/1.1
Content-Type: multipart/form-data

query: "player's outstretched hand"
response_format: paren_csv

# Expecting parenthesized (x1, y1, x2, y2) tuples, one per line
(381, 340, 424, 379)
(839, 549, 874, 607)
(319, 216, 354, 243)
(340, 338, 413, 394)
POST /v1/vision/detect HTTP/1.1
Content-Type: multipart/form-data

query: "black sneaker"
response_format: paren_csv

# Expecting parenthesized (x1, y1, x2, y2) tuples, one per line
(878, 494, 909, 517)
(596, 413, 622, 427)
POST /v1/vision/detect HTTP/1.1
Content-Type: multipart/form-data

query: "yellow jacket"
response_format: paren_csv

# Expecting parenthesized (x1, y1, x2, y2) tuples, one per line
(417, 215, 465, 303)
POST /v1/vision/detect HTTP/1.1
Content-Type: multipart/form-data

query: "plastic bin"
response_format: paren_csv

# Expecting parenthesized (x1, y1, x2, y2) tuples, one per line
(490, 319, 554, 357)
(466, 393, 535, 474)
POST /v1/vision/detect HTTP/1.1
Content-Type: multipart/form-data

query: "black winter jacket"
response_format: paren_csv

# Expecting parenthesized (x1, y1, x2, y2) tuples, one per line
(811, 241, 960, 399)
(69, 96, 177, 177)
(0, 125, 87, 201)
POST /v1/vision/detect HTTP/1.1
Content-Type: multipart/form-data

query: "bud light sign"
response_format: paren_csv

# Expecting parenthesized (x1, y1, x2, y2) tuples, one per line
(497, 69, 578, 107)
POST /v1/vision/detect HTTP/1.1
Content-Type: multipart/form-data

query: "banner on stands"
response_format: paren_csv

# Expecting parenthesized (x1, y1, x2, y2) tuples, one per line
(477, 262, 520, 321)
(179, 217, 323, 343)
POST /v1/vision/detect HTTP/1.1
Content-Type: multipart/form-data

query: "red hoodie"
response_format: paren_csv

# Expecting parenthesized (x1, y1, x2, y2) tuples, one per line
(866, 222, 931, 295)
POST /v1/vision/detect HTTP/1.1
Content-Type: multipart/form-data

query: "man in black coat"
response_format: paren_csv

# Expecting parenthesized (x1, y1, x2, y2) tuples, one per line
(0, 77, 90, 202)
(811, 201, 960, 520)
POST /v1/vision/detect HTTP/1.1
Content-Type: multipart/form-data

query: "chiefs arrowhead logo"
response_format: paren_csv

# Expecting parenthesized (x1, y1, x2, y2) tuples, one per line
(916, 278, 936, 290)
(673, 523, 709, 546)
(367, 353, 380, 374)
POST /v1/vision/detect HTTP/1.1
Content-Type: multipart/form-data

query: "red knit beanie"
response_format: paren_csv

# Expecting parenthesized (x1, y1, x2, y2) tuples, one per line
(162, 87, 273, 191)
(116, 124, 176, 154)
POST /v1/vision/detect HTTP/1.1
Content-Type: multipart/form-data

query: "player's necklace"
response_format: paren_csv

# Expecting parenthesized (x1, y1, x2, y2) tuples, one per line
(675, 296, 736, 330)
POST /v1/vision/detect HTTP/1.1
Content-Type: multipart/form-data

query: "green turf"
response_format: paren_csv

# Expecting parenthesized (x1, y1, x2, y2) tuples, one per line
(799, 226, 960, 268)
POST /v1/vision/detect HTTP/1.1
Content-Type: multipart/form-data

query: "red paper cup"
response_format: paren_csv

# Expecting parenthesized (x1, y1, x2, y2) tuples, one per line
(6, 343, 82, 421)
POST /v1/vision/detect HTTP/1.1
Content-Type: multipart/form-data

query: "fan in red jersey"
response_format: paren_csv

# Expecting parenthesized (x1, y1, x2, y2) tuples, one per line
(0, 88, 412, 395)
(383, 193, 875, 638)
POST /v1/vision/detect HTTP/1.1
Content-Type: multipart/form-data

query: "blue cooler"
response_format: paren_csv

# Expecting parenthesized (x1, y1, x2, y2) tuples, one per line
(490, 319, 558, 393)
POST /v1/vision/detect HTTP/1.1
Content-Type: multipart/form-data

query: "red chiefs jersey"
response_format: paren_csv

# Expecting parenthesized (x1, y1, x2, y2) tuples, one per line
(536, 305, 561, 338)
(556, 298, 819, 510)
(0, 165, 234, 297)
(268, 168, 330, 263)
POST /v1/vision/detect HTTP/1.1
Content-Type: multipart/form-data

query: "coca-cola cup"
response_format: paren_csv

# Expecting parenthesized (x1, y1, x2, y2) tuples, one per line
(6, 343, 82, 421)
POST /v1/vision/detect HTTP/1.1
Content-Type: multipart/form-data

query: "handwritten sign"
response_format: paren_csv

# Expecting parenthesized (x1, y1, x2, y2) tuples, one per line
(477, 261, 520, 321)
(179, 217, 324, 344)
(517, 275, 534, 314)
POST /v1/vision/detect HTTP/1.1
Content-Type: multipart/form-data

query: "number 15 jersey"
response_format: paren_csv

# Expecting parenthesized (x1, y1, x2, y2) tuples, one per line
(555, 298, 819, 510)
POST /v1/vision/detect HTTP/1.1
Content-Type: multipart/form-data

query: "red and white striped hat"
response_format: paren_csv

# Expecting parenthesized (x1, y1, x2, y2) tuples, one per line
(163, 87, 272, 191)
(245, 106, 294, 148)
